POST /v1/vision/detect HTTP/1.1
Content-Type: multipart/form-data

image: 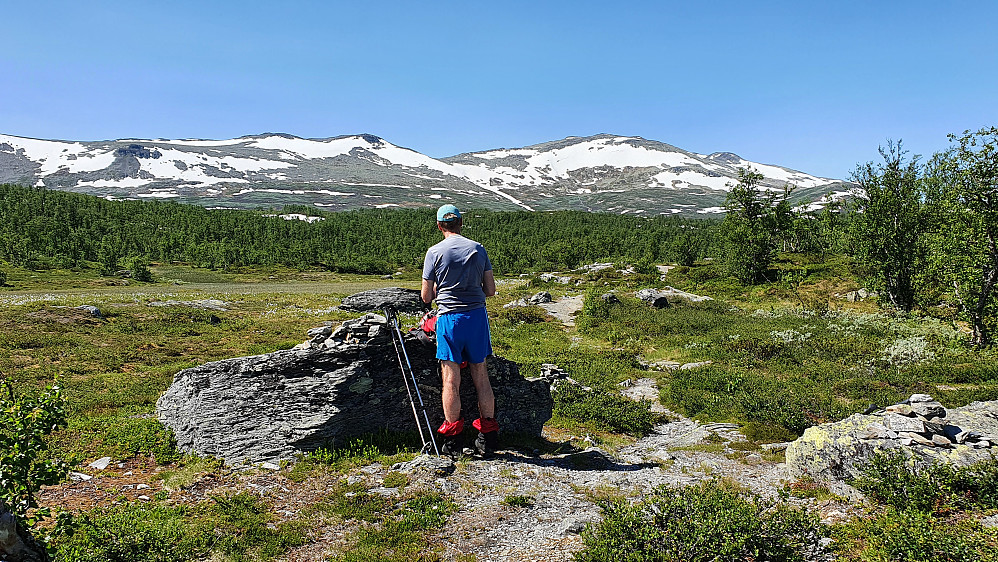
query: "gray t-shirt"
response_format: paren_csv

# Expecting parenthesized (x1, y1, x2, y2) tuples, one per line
(422, 234, 493, 314)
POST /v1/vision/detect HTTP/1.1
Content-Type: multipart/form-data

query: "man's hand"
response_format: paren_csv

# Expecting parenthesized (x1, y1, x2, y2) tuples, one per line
(482, 270, 496, 297)
(420, 278, 436, 304)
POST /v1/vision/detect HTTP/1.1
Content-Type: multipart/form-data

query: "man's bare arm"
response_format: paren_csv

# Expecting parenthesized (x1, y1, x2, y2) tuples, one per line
(421, 278, 436, 304)
(482, 270, 496, 297)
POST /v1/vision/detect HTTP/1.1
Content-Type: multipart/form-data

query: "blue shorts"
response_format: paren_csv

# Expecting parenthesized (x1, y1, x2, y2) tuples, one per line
(436, 307, 493, 364)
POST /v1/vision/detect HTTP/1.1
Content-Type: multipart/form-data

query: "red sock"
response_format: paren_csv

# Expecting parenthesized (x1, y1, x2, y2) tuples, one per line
(438, 418, 464, 436)
(473, 417, 499, 433)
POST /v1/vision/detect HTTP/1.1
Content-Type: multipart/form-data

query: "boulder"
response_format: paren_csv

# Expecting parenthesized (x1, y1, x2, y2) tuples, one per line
(157, 315, 552, 465)
(339, 287, 425, 314)
(786, 397, 998, 482)
(599, 293, 620, 305)
(636, 288, 671, 308)
(0, 500, 47, 562)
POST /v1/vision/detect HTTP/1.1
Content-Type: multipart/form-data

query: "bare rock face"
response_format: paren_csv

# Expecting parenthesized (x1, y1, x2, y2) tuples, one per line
(156, 315, 552, 464)
(786, 396, 998, 481)
(339, 287, 424, 314)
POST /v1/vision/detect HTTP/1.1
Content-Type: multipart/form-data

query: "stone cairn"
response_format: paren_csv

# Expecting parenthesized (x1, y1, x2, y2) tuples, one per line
(786, 394, 997, 481)
(861, 394, 992, 449)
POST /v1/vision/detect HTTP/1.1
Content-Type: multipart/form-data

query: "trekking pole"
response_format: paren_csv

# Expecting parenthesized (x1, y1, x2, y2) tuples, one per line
(383, 307, 440, 456)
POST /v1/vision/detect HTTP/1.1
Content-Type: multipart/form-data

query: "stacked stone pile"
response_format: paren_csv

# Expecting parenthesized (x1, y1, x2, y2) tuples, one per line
(786, 394, 998, 481)
(862, 394, 992, 449)
(294, 313, 390, 350)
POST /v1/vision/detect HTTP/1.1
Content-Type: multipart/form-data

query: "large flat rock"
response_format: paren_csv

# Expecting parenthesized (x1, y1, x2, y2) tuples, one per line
(156, 320, 552, 464)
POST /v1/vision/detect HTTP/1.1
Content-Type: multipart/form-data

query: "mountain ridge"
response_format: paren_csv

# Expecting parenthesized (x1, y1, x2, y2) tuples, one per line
(0, 132, 853, 215)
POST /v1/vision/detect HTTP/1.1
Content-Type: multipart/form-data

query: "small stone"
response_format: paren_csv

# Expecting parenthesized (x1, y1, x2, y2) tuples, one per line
(911, 400, 946, 420)
(907, 433, 935, 447)
(924, 421, 946, 435)
(124, 471, 133, 476)
(261, 461, 281, 471)
(69, 472, 92, 482)
(307, 326, 332, 339)
(600, 293, 620, 304)
(955, 430, 982, 444)
(89, 457, 113, 470)
(136, 483, 150, 490)
(971, 440, 991, 449)
(761, 442, 791, 452)
(564, 520, 586, 535)
(885, 404, 914, 416)
(137, 495, 151, 501)
(931, 434, 953, 448)
(391, 454, 456, 477)
(529, 291, 553, 304)
(75, 305, 104, 318)
(883, 414, 927, 434)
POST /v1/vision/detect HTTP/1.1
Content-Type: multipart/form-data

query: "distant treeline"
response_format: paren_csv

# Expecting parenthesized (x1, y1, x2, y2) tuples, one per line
(0, 184, 743, 274)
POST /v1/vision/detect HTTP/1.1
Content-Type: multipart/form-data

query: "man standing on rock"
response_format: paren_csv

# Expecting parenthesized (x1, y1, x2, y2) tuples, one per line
(421, 204, 499, 458)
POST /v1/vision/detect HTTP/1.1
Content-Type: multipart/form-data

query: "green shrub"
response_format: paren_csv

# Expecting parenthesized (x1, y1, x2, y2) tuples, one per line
(0, 377, 68, 523)
(492, 304, 549, 324)
(836, 507, 998, 562)
(575, 479, 827, 562)
(853, 450, 998, 513)
(552, 383, 653, 435)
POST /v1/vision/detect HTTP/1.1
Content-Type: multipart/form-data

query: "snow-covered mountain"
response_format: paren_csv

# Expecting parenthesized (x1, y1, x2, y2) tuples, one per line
(0, 133, 851, 214)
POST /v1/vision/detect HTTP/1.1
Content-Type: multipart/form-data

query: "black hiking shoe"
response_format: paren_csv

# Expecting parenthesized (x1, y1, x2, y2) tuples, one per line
(473, 431, 499, 458)
(439, 433, 465, 459)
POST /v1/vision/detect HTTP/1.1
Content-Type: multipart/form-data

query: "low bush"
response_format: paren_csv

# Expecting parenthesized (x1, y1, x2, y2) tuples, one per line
(852, 450, 998, 513)
(54, 493, 308, 562)
(492, 304, 549, 324)
(59, 412, 181, 464)
(331, 491, 455, 562)
(835, 507, 998, 562)
(575, 479, 828, 562)
(552, 383, 654, 435)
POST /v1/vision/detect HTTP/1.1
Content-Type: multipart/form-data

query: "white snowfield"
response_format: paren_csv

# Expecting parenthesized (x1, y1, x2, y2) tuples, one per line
(1, 133, 844, 212)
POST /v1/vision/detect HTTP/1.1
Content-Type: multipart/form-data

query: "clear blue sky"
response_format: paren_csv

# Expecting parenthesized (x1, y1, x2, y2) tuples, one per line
(2, 1, 996, 178)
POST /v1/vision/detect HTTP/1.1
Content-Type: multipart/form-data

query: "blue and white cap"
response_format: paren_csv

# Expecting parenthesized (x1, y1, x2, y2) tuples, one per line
(436, 204, 461, 222)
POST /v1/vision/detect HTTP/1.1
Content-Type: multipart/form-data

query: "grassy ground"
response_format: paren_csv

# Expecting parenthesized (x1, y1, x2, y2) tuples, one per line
(4, 258, 998, 560)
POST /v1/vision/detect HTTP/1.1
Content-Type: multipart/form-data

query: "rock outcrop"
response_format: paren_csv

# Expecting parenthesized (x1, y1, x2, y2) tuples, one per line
(338, 287, 424, 314)
(786, 395, 998, 481)
(157, 314, 552, 465)
(636, 287, 713, 308)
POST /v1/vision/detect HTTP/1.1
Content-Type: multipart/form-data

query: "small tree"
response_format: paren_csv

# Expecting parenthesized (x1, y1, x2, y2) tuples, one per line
(0, 268, 7, 287)
(925, 126, 998, 347)
(96, 242, 120, 277)
(850, 141, 926, 312)
(721, 168, 789, 284)
(128, 257, 152, 282)
(0, 377, 69, 561)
